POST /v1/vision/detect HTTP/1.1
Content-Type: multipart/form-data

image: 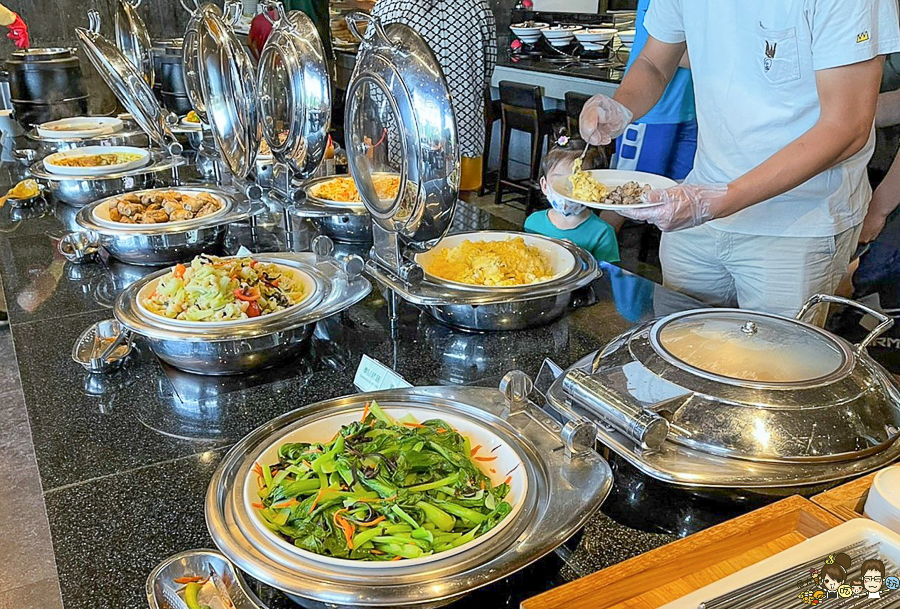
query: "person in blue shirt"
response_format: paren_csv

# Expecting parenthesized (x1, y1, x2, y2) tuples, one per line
(524, 137, 620, 263)
(614, 0, 696, 181)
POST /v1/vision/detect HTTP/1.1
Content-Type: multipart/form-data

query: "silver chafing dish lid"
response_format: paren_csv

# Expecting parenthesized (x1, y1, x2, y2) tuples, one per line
(257, 6, 331, 179)
(194, 6, 261, 180)
(114, 0, 154, 88)
(75, 12, 178, 151)
(344, 12, 459, 253)
(548, 295, 900, 487)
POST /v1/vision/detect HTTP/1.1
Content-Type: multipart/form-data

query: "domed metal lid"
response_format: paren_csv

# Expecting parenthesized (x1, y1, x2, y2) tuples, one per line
(76, 12, 178, 150)
(194, 7, 261, 180)
(258, 7, 332, 179)
(114, 0, 154, 87)
(649, 309, 853, 388)
(344, 12, 459, 253)
(181, 2, 240, 124)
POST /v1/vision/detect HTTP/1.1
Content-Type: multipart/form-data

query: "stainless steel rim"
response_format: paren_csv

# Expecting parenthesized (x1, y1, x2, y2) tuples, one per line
(205, 386, 612, 606)
(29, 152, 186, 181)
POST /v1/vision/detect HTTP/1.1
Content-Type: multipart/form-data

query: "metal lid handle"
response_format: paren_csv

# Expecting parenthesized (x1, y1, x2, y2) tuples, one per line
(797, 293, 894, 354)
(346, 11, 390, 44)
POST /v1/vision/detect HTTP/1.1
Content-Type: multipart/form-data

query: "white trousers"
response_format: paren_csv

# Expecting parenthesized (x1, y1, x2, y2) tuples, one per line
(660, 223, 861, 320)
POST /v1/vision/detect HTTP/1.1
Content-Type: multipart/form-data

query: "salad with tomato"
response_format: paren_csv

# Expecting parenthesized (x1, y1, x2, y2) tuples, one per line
(142, 255, 306, 322)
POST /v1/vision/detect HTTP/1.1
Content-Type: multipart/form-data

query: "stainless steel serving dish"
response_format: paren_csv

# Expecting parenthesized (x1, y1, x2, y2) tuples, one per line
(546, 294, 900, 493)
(290, 174, 373, 243)
(74, 186, 251, 265)
(114, 249, 371, 374)
(204, 377, 612, 608)
(29, 153, 186, 207)
(25, 126, 150, 158)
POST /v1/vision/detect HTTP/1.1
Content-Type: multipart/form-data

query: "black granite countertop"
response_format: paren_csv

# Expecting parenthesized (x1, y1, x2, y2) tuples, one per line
(496, 52, 626, 84)
(0, 148, 760, 609)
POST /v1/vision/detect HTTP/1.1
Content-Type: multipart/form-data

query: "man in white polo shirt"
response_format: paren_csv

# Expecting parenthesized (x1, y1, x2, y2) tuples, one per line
(580, 1, 900, 317)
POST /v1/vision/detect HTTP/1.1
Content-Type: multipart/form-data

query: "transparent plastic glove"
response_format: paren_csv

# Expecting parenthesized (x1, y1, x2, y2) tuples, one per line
(617, 184, 730, 232)
(579, 95, 633, 146)
(6, 14, 28, 49)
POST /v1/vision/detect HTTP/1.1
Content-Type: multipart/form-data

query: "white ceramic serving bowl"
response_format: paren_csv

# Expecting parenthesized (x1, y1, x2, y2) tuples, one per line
(244, 404, 529, 571)
(414, 231, 577, 290)
(42, 145, 151, 176)
(91, 190, 229, 229)
(136, 261, 317, 329)
(37, 116, 123, 139)
(575, 28, 617, 45)
(510, 22, 548, 44)
(864, 466, 900, 533)
(543, 26, 581, 47)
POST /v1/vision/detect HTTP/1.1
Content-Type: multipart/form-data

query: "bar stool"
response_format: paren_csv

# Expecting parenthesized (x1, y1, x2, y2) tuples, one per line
(479, 88, 502, 197)
(494, 81, 565, 215)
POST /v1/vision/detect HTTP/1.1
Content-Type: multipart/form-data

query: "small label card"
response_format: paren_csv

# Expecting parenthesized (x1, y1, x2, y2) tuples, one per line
(354, 354, 412, 393)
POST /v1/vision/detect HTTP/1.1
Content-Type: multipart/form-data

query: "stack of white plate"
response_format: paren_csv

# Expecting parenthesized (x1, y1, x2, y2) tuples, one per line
(509, 22, 547, 45)
(865, 466, 900, 533)
(542, 25, 582, 48)
(574, 28, 617, 51)
(618, 29, 637, 51)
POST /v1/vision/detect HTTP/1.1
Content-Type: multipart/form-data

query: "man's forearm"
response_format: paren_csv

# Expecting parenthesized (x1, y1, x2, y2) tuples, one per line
(876, 89, 900, 128)
(721, 120, 871, 217)
(613, 55, 672, 121)
(871, 151, 900, 219)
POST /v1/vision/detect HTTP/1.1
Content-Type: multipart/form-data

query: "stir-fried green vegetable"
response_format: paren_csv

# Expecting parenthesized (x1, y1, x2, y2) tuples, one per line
(253, 401, 513, 561)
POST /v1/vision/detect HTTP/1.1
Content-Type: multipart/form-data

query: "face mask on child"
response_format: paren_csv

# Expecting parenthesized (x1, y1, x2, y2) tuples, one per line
(548, 189, 586, 217)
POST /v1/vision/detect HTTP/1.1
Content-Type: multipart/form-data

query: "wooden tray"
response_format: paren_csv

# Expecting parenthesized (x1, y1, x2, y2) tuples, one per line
(811, 471, 879, 522)
(521, 495, 842, 609)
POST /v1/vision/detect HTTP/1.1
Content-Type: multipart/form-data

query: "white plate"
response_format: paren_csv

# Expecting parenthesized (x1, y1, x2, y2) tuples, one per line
(659, 519, 900, 608)
(36, 116, 123, 139)
(136, 261, 316, 328)
(91, 190, 229, 229)
(575, 28, 617, 43)
(551, 169, 677, 210)
(42, 146, 151, 176)
(179, 117, 203, 131)
(244, 404, 529, 570)
(414, 231, 576, 289)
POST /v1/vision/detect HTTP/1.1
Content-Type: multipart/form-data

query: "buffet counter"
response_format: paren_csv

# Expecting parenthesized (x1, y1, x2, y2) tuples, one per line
(0, 152, 764, 609)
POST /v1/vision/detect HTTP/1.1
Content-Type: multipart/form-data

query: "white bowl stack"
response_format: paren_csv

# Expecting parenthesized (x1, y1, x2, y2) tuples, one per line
(865, 466, 900, 533)
(509, 22, 548, 45)
(617, 29, 637, 51)
(574, 28, 617, 52)
(542, 25, 583, 48)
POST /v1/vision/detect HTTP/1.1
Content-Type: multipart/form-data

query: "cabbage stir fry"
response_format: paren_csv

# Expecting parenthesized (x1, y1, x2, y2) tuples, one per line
(143, 255, 305, 322)
(253, 402, 514, 561)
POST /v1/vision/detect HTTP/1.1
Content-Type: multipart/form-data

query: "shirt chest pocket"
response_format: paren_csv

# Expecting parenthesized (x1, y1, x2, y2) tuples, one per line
(756, 23, 801, 86)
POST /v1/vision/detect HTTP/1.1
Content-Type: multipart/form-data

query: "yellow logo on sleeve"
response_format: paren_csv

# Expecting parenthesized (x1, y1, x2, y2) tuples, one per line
(857, 31, 870, 43)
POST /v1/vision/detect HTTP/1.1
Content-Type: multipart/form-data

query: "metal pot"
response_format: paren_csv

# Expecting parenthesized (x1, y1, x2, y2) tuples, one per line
(546, 294, 900, 492)
(422, 292, 572, 332)
(30, 153, 186, 207)
(74, 186, 248, 265)
(6, 48, 89, 128)
(151, 38, 192, 115)
(114, 250, 372, 374)
(292, 175, 373, 243)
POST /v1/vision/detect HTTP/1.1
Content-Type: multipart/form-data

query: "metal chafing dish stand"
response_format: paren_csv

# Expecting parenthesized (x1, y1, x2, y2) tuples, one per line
(191, 371, 611, 608)
(545, 293, 900, 495)
(343, 13, 599, 332)
(29, 11, 187, 207)
(114, 244, 372, 374)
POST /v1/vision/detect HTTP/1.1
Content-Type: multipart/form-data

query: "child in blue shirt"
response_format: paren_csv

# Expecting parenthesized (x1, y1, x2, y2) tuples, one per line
(524, 137, 620, 263)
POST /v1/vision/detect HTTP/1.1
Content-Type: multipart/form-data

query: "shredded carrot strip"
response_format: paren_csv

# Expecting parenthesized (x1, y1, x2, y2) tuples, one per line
(402, 422, 425, 428)
(333, 509, 356, 549)
(370, 549, 385, 555)
(273, 498, 299, 509)
(309, 488, 327, 514)
(252, 463, 263, 477)
(504, 476, 512, 486)
(174, 576, 203, 584)
(435, 428, 448, 433)
(391, 555, 402, 561)
(470, 444, 482, 456)
(251, 502, 264, 509)
(361, 401, 371, 421)
(479, 480, 485, 490)
(474, 455, 497, 462)
(489, 468, 496, 474)
(357, 515, 386, 527)
(302, 460, 312, 469)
